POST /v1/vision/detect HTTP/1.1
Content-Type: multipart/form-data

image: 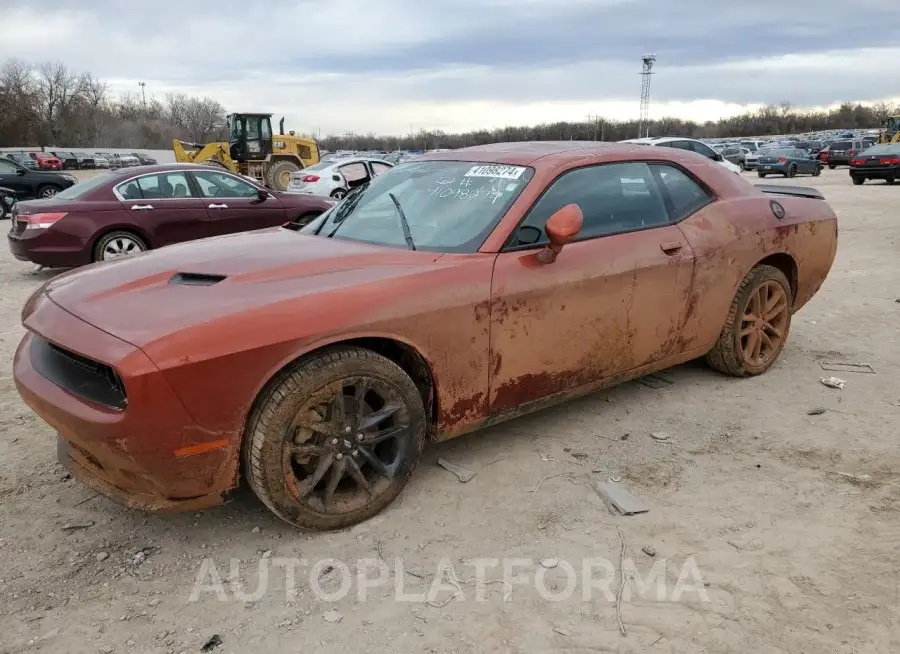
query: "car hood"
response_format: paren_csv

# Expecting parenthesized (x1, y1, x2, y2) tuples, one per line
(43, 228, 442, 349)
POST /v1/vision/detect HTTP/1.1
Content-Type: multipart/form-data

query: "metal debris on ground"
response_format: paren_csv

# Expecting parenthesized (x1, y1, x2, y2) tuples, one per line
(620, 433, 630, 441)
(200, 634, 223, 652)
(820, 361, 875, 374)
(650, 431, 671, 441)
(641, 546, 656, 557)
(323, 610, 344, 624)
(540, 558, 559, 569)
(807, 407, 827, 415)
(820, 376, 846, 390)
(593, 481, 650, 516)
(436, 458, 476, 483)
(60, 521, 94, 531)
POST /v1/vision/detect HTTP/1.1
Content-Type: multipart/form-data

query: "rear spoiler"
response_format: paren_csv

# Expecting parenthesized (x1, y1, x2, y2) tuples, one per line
(755, 184, 825, 200)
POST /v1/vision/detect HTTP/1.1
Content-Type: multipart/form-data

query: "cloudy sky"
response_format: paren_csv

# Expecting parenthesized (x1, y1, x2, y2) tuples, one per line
(3, 0, 899, 136)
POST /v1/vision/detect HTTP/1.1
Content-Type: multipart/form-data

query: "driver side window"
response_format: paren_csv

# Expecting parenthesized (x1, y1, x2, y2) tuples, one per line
(0, 159, 17, 173)
(193, 171, 258, 198)
(510, 162, 671, 248)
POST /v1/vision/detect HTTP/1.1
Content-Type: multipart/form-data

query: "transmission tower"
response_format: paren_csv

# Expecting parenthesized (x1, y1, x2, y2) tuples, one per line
(638, 54, 656, 138)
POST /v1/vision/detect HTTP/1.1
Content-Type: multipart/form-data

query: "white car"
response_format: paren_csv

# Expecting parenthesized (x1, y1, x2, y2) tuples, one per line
(620, 136, 742, 174)
(286, 158, 394, 199)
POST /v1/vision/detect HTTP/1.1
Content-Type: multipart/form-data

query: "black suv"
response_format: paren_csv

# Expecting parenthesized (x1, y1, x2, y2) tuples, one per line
(52, 151, 80, 170)
(0, 157, 77, 199)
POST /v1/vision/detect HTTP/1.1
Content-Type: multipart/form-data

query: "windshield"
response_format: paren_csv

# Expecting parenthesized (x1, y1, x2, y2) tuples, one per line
(302, 160, 535, 253)
(52, 172, 115, 200)
(740, 142, 758, 152)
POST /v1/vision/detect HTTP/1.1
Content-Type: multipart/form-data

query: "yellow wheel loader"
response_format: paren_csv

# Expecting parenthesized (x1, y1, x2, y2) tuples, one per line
(172, 113, 320, 191)
(876, 115, 900, 145)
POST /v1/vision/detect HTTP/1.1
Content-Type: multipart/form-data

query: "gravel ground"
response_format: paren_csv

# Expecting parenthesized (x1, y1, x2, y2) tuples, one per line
(0, 168, 898, 654)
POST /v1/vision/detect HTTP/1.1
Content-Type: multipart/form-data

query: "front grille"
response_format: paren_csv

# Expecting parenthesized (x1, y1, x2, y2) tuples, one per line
(30, 336, 127, 410)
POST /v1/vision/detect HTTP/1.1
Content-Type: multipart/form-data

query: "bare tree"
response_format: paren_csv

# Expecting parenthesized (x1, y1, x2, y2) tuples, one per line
(33, 61, 86, 144)
(180, 96, 226, 143)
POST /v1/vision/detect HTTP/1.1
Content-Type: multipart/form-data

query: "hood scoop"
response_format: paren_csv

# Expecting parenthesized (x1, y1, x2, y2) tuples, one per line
(168, 272, 228, 286)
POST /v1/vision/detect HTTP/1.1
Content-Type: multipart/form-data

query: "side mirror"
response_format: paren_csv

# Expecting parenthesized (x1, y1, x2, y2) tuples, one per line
(256, 189, 268, 201)
(537, 204, 583, 264)
(713, 153, 723, 162)
(16, 168, 26, 176)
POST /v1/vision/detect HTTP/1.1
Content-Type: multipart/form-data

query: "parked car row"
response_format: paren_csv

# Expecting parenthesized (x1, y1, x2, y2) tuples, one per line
(0, 150, 159, 172)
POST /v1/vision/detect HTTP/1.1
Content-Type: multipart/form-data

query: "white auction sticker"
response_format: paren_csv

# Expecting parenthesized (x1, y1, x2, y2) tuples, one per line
(463, 165, 526, 179)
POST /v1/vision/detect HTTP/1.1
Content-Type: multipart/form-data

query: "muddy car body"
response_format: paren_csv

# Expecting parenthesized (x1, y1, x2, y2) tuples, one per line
(14, 142, 838, 530)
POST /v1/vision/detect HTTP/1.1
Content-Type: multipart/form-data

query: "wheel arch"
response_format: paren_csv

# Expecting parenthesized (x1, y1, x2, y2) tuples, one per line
(242, 335, 440, 445)
(754, 252, 798, 303)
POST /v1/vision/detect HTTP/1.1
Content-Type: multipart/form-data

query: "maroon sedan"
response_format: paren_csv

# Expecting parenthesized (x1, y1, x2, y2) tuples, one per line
(8, 163, 335, 267)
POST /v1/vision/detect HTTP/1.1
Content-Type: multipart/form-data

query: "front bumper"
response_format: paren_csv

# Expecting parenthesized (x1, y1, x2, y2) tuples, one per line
(13, 293, 239, 512)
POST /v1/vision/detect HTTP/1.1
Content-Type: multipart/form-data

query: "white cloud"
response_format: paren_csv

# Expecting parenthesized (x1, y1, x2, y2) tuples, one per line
(2, 1, 899, 136)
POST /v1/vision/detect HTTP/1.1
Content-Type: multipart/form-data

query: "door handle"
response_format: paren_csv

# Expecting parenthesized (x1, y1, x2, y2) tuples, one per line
(130, 204, 153, 211)
(208, 203, 229, 209)
(660, 240, 683, 255)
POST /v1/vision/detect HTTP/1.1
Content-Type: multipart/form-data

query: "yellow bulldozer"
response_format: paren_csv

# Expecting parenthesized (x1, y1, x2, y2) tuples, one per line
(172, 113, 320, 191)
(876, 114, 900, 144)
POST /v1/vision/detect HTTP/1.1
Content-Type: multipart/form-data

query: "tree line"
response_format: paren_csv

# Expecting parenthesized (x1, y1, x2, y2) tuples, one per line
(1, 58, 896, 152)
(0, 59, 228, 149)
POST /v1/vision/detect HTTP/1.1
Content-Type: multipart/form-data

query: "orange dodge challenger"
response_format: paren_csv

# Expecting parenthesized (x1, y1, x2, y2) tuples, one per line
(14, 142, 838, 530)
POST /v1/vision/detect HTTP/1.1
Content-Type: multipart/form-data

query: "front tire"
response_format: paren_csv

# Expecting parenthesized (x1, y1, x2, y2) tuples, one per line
(706, 265, 792, 378)
(243, 347, 427, 530)
(266, 160, 301, 192)
(757, 172, 766, 178)
(38, 185, 61, 199)
(330, 188, 347, 200)
(828, 164, 836, 170)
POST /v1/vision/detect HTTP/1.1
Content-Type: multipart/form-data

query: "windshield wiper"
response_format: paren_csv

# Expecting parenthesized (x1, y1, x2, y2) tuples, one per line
(322, 187, 366, 238)
(388, 192, 415, 251)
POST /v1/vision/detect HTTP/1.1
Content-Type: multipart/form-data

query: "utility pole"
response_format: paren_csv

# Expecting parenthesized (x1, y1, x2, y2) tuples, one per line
(138, 81, 146, 107)
(638, 54, 656, 138)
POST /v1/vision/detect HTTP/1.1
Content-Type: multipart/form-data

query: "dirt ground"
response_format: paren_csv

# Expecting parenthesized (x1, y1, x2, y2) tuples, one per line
(1, 168, 898, 654)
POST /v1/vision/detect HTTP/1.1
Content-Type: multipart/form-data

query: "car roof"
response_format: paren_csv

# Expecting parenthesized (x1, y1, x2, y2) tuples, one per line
(105, 162, 244, 176)
(416, 141, 689, 168)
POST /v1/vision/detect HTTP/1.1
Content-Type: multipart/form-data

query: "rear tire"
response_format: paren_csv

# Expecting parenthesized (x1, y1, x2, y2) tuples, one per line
(852, 177, 864, 186)
(243, 346, 427, 530)
(757, 172, 766, 178)
(92, 230, 148, 262)
(813, 166, 821, 177)
(706, 265, 792, 378)
(787, 165, 797, 178)
(330, 188, 347, 200)
(886, 178, 895, 185)
(266, 160, 301, 192)
(828, 164, 836, 170)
